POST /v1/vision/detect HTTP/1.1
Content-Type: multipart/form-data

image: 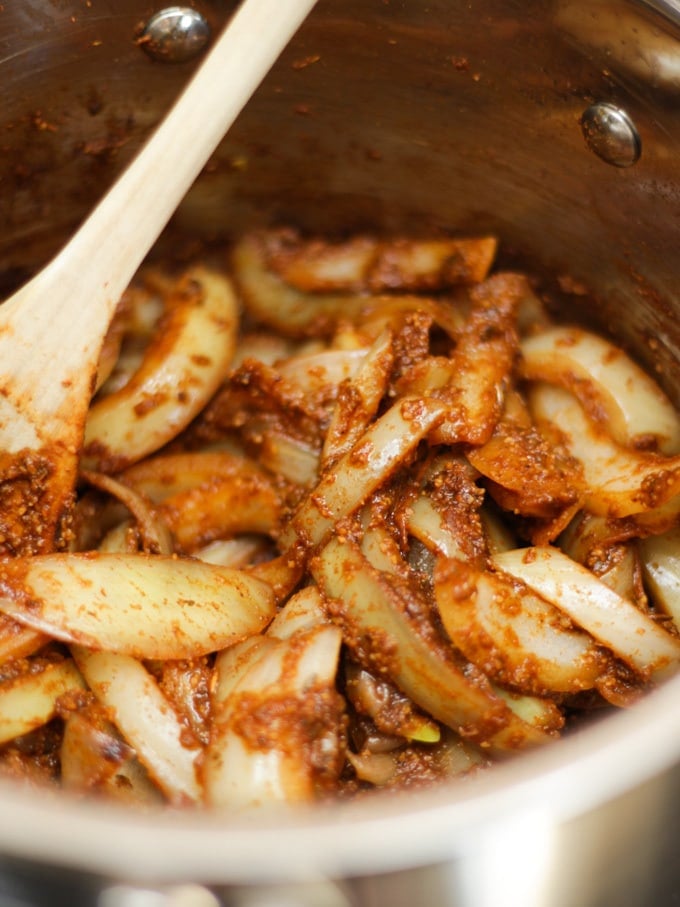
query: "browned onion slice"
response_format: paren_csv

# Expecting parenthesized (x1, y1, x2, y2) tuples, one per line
(493, 546, 680, 681)
(261, 230, 497, 292)
(521, 326, 680, 454)
(83, 267, 239, 472)
(279, 395, 447, 553)
(204, 625, 344, 808)
(639, 528, 680, 630)
(530, 383, 680, 518)
(73, 647, 201, 805)
(312, 536, 555, 753)
(434, 558, 606, 694)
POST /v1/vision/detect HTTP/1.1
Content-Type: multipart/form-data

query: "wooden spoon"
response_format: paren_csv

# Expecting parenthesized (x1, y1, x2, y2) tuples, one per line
(0, 0, 317, 557)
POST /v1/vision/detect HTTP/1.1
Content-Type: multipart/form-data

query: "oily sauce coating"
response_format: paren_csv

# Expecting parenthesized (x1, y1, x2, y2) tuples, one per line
(0, 230, 677, 809)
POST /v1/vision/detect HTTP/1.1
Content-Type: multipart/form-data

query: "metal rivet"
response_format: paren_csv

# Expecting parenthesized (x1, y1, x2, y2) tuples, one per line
(141, 7, 211, 64)
(580, 102, 641, 168)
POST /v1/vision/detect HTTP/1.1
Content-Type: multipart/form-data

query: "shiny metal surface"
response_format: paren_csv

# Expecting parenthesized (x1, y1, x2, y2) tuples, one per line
(580, 102, 641, 167)
(140, 8, 212, 64)
(0, 1, 679, 905)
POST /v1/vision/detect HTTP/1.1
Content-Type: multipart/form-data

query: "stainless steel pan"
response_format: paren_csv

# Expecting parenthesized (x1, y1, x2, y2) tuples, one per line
(0, 1, 679, 904)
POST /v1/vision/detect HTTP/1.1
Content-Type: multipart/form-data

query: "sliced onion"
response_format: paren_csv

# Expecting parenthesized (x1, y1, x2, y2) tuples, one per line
(530, 383, 680, 518)
(194, 536, 268, 568)
(83, 267, 239, 471)
(520, 326, 680, 454)
(407, 496, 467, 560)
(480, 503, 518, 555)
(0, 614, 48, 665)
(346, 750, 397, 786)
(233, 233, 465, 340)
(493, 546, 680, 681)
(0, 553, 275, 659)
(360, 515, 408, 577)
(559, 512, 642, 604)
(154, 469, 282, 553)
(312, 536, 554, 753)
(465, 417, 582, 520)
(204, 625, 344, 808)
(81, 470, 173, 555)
(61, 708, 135, 792)
(322, 329, 394, 466)
(232, 234, 367, 336)
(73, 647, 200, 805)
(405, 455, 487, 565)
(492, 687, 564, 732)
(212, 637, 277, 708)
(257, 431, 321, 487)
(434, 558, 606, 694)
(101, 756, 165, 806)
(247, 555, 305, 605)
(262, 230, 497, 292)
(279, 395, 447, 553)
(266, 585, 328, 640)
(639, 528, 680, 630)
(231, 331, 296, 369)
(97, 520, 139, 554)
(121, 451, 263, 503)
(344, 661, 441, 743)
(0, 658, 84, 745)
(431, 273, 525, 446)
(278, 347, 368, 394)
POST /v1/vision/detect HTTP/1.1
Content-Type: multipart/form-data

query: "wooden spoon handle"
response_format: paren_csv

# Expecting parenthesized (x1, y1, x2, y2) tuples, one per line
(4, 0, 317, 447)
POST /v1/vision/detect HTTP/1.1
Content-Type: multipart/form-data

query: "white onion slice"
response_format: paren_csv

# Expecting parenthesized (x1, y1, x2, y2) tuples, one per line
(212, 637, 277, 707)
(83, 267, 239, 471)
(156, 471, 282, 553)
(407, 495, 468, 560)
(405, 455, 487, 564)
(61, 710, 134, 792)
(73, 648, 200, 804)
(121, 451, 255, 504)
(559, 512, 640, 603)
(404, 273, 525, 447)
(639, 528, 680, 630)
(231, 331, 295, 369)
(493, 546, 680, 681)
(313, 536, 554, 752)
(493, 687, 564, 731)
(360, 519, 407, 577)
(480, 504, 518, 555)
(81, 469, 173, 555)
(344, 661, 441, 743)
(0, 614, 48, 665)
(0, 659, 84, 745)
(279, 395, 447, 552)
(263, 231, 497, 292)
(194, 537, 267, 568)
(346, 750, 396, 786)
(232, 234, 367, 336)
(204, 625, 343, 808)
(257, 431, 321, 487)
(266, 585, 328, 640)
(530, 383, 680, 517)
(0, 553, 275, 659)
(435, 560, 605, 694)
(521, 326, 680, 454)
(322, 329, 394, 466)
(278, 347, 367, 393)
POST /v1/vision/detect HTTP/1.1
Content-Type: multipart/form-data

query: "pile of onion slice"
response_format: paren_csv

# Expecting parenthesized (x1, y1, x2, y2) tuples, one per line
(0, 231, 676, 809)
